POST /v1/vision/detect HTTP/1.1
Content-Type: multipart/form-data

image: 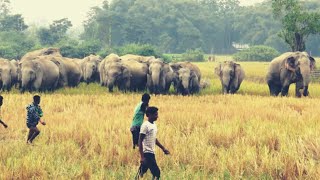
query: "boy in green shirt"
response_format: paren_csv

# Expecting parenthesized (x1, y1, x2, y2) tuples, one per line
(130, 93, 150, 149)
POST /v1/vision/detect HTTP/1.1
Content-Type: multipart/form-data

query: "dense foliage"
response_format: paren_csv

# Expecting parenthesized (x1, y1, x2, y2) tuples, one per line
(233, 45, 280, 62)
(0, 0, 320, 60)
(181, 49, 205, 62)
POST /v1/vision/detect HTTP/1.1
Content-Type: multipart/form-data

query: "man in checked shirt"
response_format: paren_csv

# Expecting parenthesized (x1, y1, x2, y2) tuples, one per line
(138, 106, 170, 179)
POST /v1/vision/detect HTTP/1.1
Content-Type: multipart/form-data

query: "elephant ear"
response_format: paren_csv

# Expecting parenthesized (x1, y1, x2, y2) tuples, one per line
(309, 56, 316, 70)
(234, 63, 244, 79)
(285, 56, 296, 72)
(190, 70, 197, 80)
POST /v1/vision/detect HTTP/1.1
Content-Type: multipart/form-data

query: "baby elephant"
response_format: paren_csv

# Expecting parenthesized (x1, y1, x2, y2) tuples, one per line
(214, 61, 245, 94)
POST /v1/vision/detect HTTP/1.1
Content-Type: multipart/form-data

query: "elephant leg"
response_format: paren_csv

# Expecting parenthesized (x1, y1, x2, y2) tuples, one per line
(281, 85, 290, 96)
(303, 86, 309, 97)
(268, 81, 281, 96)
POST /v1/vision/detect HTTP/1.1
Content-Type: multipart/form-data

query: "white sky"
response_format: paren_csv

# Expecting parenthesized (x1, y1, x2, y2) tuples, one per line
(9, 0, 264, 28)
(10, 0, 104, 27)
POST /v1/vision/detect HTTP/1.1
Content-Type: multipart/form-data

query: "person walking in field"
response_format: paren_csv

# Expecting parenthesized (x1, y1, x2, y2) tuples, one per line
(0, 96, 8, 128)
(138, 107, 170, 179)
(130, 93, 151, 149)
(26, 95, 46, 144)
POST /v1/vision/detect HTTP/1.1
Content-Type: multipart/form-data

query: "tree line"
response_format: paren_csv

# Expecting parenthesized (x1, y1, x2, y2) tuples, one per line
(0, 0, 320, 60)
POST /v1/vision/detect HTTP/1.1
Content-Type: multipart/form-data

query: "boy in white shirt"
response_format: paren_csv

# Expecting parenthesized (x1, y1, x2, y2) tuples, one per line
(138, 107, 170, 179)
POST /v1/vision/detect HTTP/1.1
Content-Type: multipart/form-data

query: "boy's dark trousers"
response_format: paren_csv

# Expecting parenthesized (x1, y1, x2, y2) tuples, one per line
(139, 153, 160, 178)
(130, 126, 140, 147)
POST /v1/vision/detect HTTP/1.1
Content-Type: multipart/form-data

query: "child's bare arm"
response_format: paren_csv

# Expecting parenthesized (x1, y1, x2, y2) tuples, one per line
(0, 119, 7, 128)
(156, 139, 170, 154)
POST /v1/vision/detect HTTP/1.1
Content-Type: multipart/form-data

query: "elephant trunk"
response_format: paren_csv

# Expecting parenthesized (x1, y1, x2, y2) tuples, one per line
(300, 65, 311, 96)
(84, 65, 95, 83)
(181, 78, 190, 95)
(107, 78, 116, 92)
(222, 75, 231, 94)
(152, 72, 161, 94)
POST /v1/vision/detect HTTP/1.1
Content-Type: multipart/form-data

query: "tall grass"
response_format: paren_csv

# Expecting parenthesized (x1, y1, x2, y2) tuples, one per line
(1, 61, 320, 179)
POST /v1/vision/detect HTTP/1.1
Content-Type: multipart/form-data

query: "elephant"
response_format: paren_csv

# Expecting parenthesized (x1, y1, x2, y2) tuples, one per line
(0, 59, 15, 91)
(162, 63, 175, 94)
(100, 61, 131, 92)
(60, 57, 82, 87)
(170, 61, 201, 82)
(170, 61, 202, 93)
(214, 61, 245, 94)
(121, 58, 149, 91)
(80, 55, 101, 83)
(36, 55, 68, 88)
(19, 59, 60, 92)
(174, 67, 200, 95)
(146, 59, 166, 94)
(10, 60, 18, 87)
(20, 48, 62, 62)
(99, 53, 122, 86)
(120, 54, 155, 64)
(266, 51, 316, 97)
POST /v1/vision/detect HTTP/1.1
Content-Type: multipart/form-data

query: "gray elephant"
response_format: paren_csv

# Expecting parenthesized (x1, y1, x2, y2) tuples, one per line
(121, 57, 149, 91)
(170, 61, 201, 82)
(20, 48, 62, 62)
(214, 61, 245, 94)
(266, 52, 316, 97)
(36, 55, 68, 88)
(99, 53, 122, 86)
(10, 60, 18, 87)
(174, 67, 200, 95)
(162, 63, 175, 94)
(0, 59, 15, 91)
(19, 59, 59, 92)
(80, 55, 101, 83)
(120, 54, 155, 64)
(147, 58, 166, 94)
(60, 57, 82, 87)
(100, 61, 131, 92)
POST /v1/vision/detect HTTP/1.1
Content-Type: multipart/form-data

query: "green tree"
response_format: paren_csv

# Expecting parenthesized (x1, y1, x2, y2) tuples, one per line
(49, 18, 72, 39)
(0, 14, 28, 31)
(272, 0, 320, 51)
(37, 18, 72, 46)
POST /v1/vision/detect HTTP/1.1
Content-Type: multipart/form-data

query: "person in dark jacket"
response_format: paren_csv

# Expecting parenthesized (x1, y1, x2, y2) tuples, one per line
(26, 95, 46, 144)
(0, 96, 8, 128)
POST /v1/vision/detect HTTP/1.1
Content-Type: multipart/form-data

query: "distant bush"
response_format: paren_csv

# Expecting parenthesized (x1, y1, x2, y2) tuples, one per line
(117, 43, 159, 56)
(181, 49, 205, 62)
(117, 43, 171, 62)
(60, 40, 101, 58)
(233, 45, 280, 62)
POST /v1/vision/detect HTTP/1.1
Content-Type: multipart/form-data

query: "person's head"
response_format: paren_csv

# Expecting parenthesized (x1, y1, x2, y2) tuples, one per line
(33, 95, 41, 105)
(146, 106, 158, 122)
(141, 93, 150, 104)
(0, 95, 3, 106)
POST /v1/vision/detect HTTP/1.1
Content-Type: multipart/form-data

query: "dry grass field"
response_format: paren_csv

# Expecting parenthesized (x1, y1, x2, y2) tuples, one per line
(1, 60, 320, 179)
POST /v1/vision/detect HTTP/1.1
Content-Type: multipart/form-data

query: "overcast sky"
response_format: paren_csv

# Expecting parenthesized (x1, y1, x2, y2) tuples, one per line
(9, 0, 264, 27)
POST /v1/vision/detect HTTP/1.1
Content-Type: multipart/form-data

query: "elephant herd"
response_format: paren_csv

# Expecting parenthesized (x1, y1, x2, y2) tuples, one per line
(99, 53, 201, 95)
(214, 51, 316, 97)
(0, 48, 316, 97)
(0, 48, 202, 95)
